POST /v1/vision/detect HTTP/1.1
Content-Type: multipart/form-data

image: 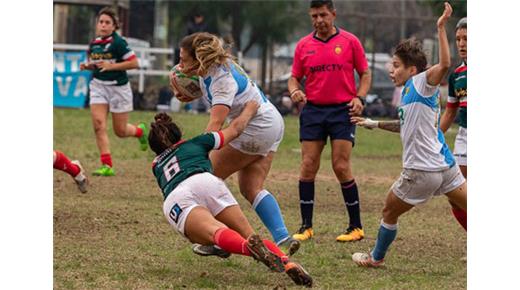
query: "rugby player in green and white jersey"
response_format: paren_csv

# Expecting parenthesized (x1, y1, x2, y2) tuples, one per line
(350, 2, 467, 267)
(440, 17, 467, 231)
(80, 7, 147, 177)
(148, 101, 312, 287)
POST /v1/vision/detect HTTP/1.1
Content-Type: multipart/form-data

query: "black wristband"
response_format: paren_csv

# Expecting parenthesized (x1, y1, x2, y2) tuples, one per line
(356, 96, 366, 106)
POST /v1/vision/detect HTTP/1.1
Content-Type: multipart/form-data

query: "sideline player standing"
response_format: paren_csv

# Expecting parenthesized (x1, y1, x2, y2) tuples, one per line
(351, 2, 466, 267)
(80, 7, 148, 177)
(288, 0, 372, 242)
(440, 17, 467, 231)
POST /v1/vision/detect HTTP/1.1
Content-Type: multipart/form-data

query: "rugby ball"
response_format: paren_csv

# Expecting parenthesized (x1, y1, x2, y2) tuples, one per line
(170, 65, 203, 100)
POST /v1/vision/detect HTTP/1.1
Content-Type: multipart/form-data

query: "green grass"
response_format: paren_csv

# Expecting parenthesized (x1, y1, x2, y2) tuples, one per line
(54, 108, 466, 289)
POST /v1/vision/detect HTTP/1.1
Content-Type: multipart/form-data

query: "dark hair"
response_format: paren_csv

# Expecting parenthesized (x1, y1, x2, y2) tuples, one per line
(310, 0, 334, 10)
(393, 39, 427, 73)
(98, 7, 119, 30)
(456, 17, 467, 32)
(148, 113, 182, 155)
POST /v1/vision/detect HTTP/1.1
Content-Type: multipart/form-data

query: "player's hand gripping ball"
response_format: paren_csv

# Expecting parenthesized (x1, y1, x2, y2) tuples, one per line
(169, 64, 203, 101)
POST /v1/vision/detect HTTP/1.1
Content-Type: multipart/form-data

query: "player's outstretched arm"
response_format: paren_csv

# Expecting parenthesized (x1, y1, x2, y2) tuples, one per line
(351, 116, 401, 133)
(426, 2, 452, 86)
(220, 101, 260, 146)
(440, 106, 458, 133)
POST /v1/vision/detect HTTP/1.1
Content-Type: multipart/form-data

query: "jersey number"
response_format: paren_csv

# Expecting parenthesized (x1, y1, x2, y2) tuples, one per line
(164, 156, 180, 181)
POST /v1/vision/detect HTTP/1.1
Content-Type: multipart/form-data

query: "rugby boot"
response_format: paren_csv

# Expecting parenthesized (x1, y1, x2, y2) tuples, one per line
(292, 225, 313, 241)
(71, 160, 88, 193)
(352, 252, 385, 268)
(336, 227, 364, 242)
(92, 164, 115, 176)
(246, 234, 285, 272)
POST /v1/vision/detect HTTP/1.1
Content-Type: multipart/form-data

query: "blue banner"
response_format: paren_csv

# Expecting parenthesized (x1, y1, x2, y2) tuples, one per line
(53, 51, 92, 108)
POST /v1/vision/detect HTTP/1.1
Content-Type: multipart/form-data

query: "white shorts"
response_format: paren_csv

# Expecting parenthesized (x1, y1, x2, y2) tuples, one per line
(391, 166, 466, 205)
(229, 103, 284, 156)
(162, 172, 238, 237)
(453, 127, 467, 166)
(89, 78, 133, 113)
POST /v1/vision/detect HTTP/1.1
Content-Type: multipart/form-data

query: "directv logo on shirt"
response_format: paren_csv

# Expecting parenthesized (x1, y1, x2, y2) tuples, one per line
(309, 64, 344, 73)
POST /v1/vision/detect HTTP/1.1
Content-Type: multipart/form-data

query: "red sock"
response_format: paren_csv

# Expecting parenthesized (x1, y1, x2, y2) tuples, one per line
(262, 240, 286, 258)
(213, 228, 251, 256)
(100, 153, 113, 167)
(53, 150, 80, 177)
(135, 125, 143, 138)
(452, 208, 467, 231)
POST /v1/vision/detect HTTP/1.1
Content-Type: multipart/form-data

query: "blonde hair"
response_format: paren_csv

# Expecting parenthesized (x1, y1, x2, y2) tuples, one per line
(180, 32, 233, 76)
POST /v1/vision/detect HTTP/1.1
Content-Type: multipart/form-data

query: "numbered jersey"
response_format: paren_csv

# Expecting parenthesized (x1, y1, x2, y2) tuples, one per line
(398, 72, 455, 171)
(152, 132, 224, 199)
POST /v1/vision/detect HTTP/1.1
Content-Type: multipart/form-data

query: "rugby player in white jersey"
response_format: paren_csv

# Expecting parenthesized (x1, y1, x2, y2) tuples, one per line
(172, 32, 300, 257)
(350, 2, 467, 267)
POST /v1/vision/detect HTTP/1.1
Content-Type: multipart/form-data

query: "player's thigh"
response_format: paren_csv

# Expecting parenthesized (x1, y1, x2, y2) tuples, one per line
(107, 83, 134, 113)
(209, 145, 261, 179)
(391, 169, 443, 206)
(183, 206, 226, 245)
(299, 103, 327, 142)
(237, 152, 274, 201)
(215, 204, 255, 239)
(441, 167, 467, 211)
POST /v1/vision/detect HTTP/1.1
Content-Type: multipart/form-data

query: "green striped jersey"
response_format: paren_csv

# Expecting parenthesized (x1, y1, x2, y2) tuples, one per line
(152, 132, 224, 200)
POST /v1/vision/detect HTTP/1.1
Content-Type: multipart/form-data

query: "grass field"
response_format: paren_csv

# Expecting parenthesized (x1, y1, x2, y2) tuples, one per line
(54, 108, 466, 289)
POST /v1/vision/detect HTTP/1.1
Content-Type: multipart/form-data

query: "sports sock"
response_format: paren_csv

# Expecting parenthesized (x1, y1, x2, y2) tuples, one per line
(299, 180, 315, 228)
(134, 125, 143, 138)
(371, 220, 398, 261)
(252, 190, 289, 244)
(262, 239, 286, 257)
(213, 228, 251, 256)
(100, 153, 112, 167)
(452, 208, 467, 231)
(53, 150, 80, 177)
(340, 179, 362, 229)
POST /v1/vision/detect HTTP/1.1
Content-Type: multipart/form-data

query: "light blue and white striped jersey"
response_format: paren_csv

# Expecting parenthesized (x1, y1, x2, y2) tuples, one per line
(398, 72, 455, 171)
(199, 61, 274, 124)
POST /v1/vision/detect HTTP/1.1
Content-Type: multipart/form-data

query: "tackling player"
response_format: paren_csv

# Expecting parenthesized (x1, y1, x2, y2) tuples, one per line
(149, 102, 312, 287)
(173, 32, 300, 256)
(350, 2, 467, 267)
(80, 7, 147, 177)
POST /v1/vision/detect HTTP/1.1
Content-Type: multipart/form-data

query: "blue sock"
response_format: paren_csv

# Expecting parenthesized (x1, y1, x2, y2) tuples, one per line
(371, 220, 398, 261)
(252, 190, 289, 244)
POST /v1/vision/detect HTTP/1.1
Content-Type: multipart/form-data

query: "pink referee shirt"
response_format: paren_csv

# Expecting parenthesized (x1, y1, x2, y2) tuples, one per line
(292, 28, 368, 105)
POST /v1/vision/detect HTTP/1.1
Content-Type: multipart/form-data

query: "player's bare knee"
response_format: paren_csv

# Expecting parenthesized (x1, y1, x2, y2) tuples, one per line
(301, 158, 319, 178)
(332, 162, 350, 177)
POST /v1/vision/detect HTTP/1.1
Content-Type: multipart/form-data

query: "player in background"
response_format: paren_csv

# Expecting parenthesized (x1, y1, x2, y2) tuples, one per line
(173, 32, 300, 256)
(288, 0, 372, 243)
(350, 3, 466, 267)
(440, 17, 467, 231)
(80, 7, 147, 177)
(53, 150, 88, 193)
(149, 102, 312, 287)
